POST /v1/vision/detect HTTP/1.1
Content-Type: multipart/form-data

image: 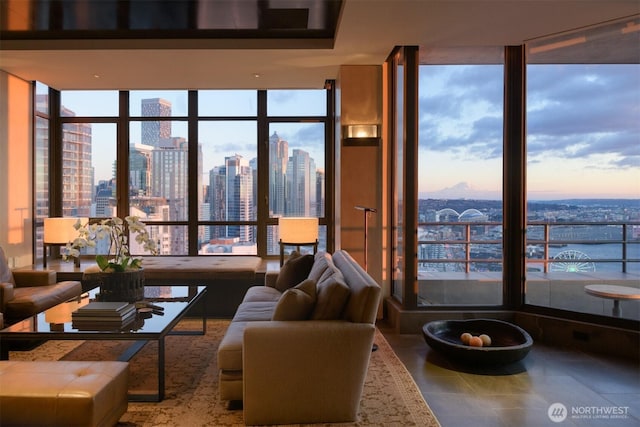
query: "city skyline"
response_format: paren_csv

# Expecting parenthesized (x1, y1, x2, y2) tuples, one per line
(55, 66, 639, 201)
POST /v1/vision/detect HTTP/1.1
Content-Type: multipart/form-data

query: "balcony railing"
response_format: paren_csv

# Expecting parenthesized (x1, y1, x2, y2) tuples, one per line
(418, 221, 640, 274)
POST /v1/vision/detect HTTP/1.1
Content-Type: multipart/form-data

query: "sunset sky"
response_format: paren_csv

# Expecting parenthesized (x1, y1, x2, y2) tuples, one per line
(418, 63, 639, 200)
(59, 63, 639, 201)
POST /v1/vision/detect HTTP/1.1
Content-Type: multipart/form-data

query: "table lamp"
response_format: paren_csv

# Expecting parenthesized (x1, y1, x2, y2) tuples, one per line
(278, 217, 319, 266)
(43, 217, 87, 268)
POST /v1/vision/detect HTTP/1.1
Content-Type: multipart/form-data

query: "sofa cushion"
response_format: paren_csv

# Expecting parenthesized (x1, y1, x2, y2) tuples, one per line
(311, 263, 350, 320)
(272, 279, 317, 321)
(274, 251, 314, 293)
(307, 252, 331, 282)
(5, 282, 82, 321)
(218, 321, 248, 371)
(232, 301, 277, 322)
(242, 285, 282, 303)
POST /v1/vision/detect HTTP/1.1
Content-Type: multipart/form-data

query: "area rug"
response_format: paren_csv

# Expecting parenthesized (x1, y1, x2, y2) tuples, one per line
(10, 319, 440, 427)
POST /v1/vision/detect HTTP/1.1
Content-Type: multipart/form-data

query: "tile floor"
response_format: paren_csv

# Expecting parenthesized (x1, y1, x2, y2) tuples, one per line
(379, 323, 640, 427)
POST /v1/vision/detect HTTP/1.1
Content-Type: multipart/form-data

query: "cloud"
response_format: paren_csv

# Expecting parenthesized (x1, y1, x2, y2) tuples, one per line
(526, 65, 639, 166)
(419, 64, 639, 170)
(418, 65, 503, 159)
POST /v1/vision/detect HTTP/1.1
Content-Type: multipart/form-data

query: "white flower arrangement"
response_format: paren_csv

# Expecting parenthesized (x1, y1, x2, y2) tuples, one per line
(63, 216, 158, 272)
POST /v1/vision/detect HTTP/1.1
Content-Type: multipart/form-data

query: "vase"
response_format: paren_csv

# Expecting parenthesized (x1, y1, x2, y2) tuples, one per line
(84, 269, 145, 302)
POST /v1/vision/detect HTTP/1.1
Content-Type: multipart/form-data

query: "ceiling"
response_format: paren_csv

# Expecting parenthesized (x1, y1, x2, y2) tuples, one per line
(0, 0, 638, 90)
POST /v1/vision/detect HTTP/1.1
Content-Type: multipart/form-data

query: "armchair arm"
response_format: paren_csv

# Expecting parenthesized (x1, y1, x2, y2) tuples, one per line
(11, 270, 57, 287)
(0, 282, 15, 312)
(243, 320, 375, 425)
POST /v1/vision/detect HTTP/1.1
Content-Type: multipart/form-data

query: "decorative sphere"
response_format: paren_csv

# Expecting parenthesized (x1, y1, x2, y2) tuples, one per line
(469, 336, 483, 347)
(479, 334, 492, 346)
(460, 332, 472, 344)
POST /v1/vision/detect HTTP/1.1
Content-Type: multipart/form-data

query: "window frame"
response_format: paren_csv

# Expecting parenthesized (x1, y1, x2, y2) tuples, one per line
(39, 87, 335, 259)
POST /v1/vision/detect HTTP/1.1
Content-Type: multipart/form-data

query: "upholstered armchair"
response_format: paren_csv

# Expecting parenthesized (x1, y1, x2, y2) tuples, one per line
(0, 246, 82, 325)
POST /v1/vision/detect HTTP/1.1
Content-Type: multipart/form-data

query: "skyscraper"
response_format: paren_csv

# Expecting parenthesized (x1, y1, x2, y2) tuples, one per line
(151, 137, 188, 253)
(269, 132, 288, 216)
(129, 143, 153, 197)
(141, 98, 171, 147)
(61, 105, 92, 217)
(224, 154, 254, 242)
(287, 148, 316, 216)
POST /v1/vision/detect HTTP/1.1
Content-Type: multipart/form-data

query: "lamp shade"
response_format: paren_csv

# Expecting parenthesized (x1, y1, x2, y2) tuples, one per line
(279, 217, 318, 243)
(43, 217, 87, 244)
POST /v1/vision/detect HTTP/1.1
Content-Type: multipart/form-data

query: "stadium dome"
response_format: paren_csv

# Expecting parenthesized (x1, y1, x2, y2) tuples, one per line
(436, 208, 460, 221)
(459, 208, 487, 221)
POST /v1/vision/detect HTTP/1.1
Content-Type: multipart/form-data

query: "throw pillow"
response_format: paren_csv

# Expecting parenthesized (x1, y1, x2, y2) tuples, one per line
(311, 270, 350, 320)
(274, 251, 315, 292)
(272, 279, 317, 321)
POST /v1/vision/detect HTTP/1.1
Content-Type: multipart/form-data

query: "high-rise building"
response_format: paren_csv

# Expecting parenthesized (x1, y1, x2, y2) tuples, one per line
(287, 148, 315, 216)
(141, 98, 171, 147)
(207, 154, 254, 245)
(61, 105, 92, 217)
(151, 137, 188, 254)
(269, 132, 288, 216)
(315, 169, 325, 217)
(208, 165, 227, 241)
(129, 143, 154, 197)
(224, 154, 254, 243)
(94, 180, 115, 217)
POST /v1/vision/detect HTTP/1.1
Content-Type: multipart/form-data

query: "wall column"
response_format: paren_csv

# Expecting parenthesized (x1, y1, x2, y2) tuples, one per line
(336, 65, 387, 311)
(0, 70, 33, 266)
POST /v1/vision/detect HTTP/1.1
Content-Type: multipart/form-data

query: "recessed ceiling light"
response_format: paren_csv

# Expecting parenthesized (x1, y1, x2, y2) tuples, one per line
(93, 74, 100, 79)
(253, 73, 261, 78)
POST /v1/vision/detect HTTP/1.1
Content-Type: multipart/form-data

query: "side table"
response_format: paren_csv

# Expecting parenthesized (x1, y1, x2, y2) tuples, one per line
(584, 284, 640, 317)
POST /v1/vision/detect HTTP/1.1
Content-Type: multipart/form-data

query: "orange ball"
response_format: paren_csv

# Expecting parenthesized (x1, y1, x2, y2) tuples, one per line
(469, 336, 483, 347)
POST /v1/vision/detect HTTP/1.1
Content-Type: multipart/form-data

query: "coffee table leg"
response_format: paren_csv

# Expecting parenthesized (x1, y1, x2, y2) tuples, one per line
(158, 336, 165, 401)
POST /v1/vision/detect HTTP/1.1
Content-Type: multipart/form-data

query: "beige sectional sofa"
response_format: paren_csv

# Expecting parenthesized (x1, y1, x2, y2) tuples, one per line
(217, 249, 381, 425)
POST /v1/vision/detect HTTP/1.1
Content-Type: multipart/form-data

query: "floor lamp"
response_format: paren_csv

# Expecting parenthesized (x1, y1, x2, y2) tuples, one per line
(355, 205, 378, 351)
(355, 205, 377, 271)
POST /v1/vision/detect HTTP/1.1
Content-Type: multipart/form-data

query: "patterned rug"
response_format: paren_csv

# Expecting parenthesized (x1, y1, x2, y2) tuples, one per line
(11, 319, 440, 427)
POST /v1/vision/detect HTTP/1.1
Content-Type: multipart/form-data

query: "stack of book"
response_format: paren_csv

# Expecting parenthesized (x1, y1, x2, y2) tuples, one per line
(72, 301, 136, 330)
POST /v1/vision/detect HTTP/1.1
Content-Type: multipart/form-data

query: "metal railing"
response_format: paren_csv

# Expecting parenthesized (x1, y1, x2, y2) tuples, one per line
(417, 221, 640, 274)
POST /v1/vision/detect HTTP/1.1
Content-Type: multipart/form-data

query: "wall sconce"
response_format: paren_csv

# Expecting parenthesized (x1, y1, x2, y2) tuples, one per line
(342, 124, 381, 146)
(43, 217, 87, 268)
(278, 217, 319, 266)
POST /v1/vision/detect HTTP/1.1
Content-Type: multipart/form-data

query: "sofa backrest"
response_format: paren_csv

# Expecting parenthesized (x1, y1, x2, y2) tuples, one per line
(332, 250, 381, 324)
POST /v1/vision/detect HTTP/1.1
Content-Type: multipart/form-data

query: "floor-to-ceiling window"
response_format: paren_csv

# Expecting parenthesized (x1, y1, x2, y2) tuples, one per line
(388, 17, 638, 325)
(266, 90, 329, 256)
(35, 88, 333, 261)
(129, 90, 189, 255)
(390, 47, 411, 304)
(525, 17, 640, 320)
(417, 47, 505, 306)
(59, 90, 119, 219)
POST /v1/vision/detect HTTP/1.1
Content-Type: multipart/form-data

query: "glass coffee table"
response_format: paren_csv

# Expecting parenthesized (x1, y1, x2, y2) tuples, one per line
(0, 285, 207, 402)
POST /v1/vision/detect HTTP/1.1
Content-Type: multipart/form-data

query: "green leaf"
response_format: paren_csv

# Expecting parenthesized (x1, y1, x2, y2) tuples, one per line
(96, 255, 109, 271)
(111, 263, 125, 272)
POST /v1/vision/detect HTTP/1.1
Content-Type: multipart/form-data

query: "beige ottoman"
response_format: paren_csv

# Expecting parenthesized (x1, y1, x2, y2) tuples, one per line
(0, 360, 128, 427)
